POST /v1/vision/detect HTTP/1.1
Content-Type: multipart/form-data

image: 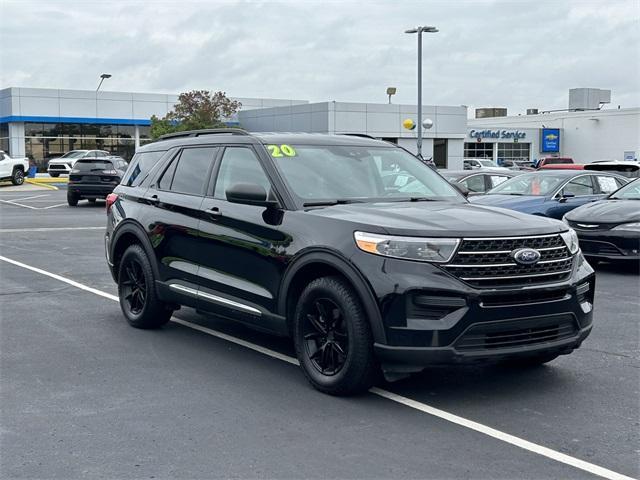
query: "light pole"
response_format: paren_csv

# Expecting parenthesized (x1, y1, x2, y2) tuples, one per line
(405, 26, 438, 159)
(96, 73, 112, 92)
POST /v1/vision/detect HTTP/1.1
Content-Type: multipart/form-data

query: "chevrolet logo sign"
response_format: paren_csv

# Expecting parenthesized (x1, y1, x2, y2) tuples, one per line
(545, 133, 559, 140)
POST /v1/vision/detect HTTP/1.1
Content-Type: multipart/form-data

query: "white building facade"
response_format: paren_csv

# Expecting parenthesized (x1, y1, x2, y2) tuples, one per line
(465, 108, 640, 165)
(239, 101, 468, 169)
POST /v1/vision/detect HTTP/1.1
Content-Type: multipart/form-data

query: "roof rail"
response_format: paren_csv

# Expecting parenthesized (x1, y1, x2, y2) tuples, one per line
(159, 128, 251, 140)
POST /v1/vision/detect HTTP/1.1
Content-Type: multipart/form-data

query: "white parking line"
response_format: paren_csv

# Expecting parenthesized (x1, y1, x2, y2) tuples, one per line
(0, 254, 634, 480)
(0, 226, 105, 233)
(0, 198, 41, 209)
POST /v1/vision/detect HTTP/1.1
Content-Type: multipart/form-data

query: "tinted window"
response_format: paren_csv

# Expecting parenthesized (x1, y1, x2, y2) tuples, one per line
(123, 151, 165, 187)
(170, 147, 217, 195)
(563, 176, 595, 196)
(461, 175, 486, 193)
(74, 159, 114, 171)
(157, 157, 178, 191)
(214, 147, 271, 200)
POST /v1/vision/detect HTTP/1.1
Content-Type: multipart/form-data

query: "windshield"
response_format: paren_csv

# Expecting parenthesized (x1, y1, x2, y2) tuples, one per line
(61, 151, 87, 159)
(270, 145, 462, 204)
(479, 159, 498, 167)
(610, 179, 640, 199)
(487, 172, 568, 196)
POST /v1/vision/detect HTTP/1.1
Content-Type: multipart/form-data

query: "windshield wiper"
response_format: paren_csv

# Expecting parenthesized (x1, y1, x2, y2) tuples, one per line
(407, 196, 439, 202)
(303, 199, 366, 207)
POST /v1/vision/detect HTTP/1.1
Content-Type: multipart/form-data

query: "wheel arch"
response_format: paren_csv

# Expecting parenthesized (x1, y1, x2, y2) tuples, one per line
(110, 220, 160, 283)
(278, 250, 387, 344)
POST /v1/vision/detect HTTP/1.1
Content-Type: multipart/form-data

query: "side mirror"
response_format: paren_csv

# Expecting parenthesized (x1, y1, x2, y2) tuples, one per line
(226, 183, 279, 208)
(453, 182, 470, 198)
(558, 191, 575, 203)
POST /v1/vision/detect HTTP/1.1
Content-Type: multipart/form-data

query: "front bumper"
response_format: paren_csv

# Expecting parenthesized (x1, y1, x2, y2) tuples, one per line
(352, 250, 595, 372)
(575, 229, 640, 261)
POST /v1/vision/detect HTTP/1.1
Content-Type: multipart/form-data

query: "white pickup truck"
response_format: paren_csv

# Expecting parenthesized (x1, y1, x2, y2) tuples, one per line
(0, 150, 29, 185)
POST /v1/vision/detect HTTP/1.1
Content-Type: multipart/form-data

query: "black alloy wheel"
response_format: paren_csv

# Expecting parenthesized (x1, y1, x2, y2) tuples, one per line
(120, 258, 147, 315)
(302, 298, 349, 376)
(11, 169, 24, 186)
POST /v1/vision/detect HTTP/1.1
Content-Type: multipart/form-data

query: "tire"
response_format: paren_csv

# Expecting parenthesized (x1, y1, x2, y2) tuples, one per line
(49, 173, 60, 178)
(10, 168, 24, 186)
(293, 276, 378, 396)
(67, 192, 79, 206)
(503, 353, 560, 368)
(117, 244, 172, 329)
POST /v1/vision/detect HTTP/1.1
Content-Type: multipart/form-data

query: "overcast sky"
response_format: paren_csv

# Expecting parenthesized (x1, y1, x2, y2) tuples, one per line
(1, 0, 638, 116)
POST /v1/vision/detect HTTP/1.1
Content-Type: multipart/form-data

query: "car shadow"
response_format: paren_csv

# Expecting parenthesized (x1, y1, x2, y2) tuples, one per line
(592, 259, 639, 275)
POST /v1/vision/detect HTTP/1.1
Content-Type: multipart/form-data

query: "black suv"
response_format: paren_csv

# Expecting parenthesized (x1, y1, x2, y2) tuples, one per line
(68, 157, 128, 206)
(105, 129, 595, 395)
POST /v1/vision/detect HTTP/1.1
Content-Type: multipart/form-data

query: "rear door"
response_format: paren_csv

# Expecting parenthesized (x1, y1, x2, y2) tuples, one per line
(142, 146, 219, 291)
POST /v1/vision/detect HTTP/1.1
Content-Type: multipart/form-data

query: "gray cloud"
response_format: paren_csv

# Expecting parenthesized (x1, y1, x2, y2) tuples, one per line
(1, 0, 638, 115)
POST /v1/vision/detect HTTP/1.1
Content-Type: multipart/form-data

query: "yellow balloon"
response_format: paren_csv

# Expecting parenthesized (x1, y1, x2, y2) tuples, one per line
(402, 118, 416, 130)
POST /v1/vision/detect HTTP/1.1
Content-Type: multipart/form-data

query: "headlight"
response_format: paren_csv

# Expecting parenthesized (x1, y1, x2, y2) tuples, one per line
(560, 228, 580, 254)
(70, 169, 80, 174)
(612, 222, 640, 232)
(354, 231, 460, 263)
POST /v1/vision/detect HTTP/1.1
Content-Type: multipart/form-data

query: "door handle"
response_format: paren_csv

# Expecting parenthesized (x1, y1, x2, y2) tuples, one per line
(206, 206, 222, 218)
(148, 195, 160, 206)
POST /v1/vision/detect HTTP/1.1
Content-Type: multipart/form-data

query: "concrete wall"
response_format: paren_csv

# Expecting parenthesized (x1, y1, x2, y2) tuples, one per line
(468, 108, 640, 163)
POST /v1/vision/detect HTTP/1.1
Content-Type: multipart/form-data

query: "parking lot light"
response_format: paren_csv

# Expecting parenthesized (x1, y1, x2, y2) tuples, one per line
(405, 26, 439, 159)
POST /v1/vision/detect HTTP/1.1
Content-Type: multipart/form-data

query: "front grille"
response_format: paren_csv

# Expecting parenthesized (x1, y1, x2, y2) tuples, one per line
(444, 234, 573, 288)
(49, 164, 66, 170)
(580, 240, 622, 256)
(481, 289, 569, 307)
(455, 315, 578, 352)
(567, 220, 614, 231)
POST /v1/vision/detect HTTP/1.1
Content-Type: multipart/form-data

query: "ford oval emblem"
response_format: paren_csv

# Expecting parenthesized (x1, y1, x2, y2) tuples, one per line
(512, 248, 541, 265)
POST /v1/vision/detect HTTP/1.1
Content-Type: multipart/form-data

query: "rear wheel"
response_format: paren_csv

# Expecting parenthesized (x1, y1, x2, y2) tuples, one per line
(67, 192, 78, 206)
(118, 244, 172, 329)
(293, 276, 378, 396)
(10, 168, 24, 186)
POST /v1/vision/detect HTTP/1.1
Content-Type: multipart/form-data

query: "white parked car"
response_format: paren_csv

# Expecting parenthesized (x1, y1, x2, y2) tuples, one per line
(0, 150, 30, 185)
(47, 150, 111, 177)
(463, 158, 511, 171)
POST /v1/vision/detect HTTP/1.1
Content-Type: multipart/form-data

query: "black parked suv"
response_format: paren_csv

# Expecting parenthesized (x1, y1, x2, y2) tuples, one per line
(105, 129, 595, 395)
(68, 157, 128, 206)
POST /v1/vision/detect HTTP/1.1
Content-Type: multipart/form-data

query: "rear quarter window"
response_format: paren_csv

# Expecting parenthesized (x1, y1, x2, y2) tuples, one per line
(122, 151, 165, 187)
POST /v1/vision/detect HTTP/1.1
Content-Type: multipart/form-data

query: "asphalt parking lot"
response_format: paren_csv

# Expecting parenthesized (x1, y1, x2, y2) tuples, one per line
(1, 188, 638, 480)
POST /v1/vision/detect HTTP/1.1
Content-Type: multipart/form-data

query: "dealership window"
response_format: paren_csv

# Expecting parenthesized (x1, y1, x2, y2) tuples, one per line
(497, 143, 530, 163)
(0, 123, 8, 153)
(464, 142, 493, 159)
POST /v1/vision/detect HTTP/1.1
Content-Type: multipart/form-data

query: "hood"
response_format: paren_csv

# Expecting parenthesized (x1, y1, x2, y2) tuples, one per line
(48, 157, 72, 164)
(565, 199, 640, 224)
(306, 201, 565, 237)
(470, 194, 547, 208)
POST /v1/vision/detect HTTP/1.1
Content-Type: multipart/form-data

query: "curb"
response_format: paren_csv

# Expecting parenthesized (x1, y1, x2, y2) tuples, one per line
(31, 177, 69, 184)
(25, 179, 59, 190)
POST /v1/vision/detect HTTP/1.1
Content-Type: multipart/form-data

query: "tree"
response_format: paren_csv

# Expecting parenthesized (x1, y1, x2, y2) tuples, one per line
(150, 90, 242, 139)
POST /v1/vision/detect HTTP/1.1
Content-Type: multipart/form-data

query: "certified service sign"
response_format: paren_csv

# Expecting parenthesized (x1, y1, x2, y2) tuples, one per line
(541, 128, 561, 153)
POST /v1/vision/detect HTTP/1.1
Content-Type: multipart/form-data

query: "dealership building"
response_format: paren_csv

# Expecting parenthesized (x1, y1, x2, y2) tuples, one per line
(465, 89, 639, 165)
(0, 87, 468, 170)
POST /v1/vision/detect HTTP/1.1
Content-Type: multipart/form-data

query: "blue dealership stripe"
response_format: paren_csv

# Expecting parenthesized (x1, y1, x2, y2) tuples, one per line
(0, 115, 151, 125)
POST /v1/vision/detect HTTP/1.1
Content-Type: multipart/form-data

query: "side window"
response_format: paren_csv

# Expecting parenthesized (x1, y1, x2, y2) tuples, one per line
(157, 157, 178, 191)
(596, 175, 621, 194)
(462, 175, 486, 193)
(122, 151, 165, 187)
(169, 147, 217, 196)
(490, 175, 510, 188)
(0, 152, 5, 160)
(96, 151, 107, 158)
(213, 147, 271, 200)
(562, 176, 595, 196)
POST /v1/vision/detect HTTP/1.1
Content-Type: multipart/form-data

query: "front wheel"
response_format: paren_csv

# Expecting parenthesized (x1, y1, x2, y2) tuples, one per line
(118, 244, 172, 329)
(293, 276, 378, 396)
(11, 169, 24, 186)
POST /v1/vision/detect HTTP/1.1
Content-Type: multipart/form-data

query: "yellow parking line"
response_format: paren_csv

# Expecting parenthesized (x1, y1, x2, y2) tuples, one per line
(25, 180, 59, 190)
